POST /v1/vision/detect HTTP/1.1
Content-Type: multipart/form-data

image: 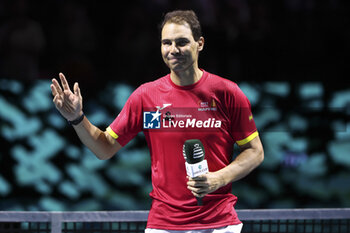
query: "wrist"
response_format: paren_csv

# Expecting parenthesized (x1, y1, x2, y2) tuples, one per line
(68, 112, 85, 126)
(215, 169, 230, 188)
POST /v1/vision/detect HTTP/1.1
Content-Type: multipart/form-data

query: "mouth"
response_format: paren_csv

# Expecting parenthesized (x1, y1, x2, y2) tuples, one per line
(168, 57, 183, 62)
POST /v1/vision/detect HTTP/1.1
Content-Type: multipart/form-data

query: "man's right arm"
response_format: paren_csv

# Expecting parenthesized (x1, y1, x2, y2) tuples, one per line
(72, 116, 122, 160)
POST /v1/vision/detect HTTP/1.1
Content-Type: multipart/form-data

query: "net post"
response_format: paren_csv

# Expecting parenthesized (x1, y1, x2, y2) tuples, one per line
(51, 212, 62, 233)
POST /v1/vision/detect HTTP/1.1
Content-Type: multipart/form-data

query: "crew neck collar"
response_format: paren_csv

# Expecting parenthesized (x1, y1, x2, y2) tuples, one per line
(167, 69, 208, 90)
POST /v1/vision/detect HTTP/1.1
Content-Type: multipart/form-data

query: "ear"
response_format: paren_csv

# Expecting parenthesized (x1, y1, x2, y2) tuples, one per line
(197, 37, 204, 52)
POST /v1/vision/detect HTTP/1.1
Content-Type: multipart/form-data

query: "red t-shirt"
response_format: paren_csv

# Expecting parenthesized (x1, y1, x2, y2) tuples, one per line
(107, 70, 258, 230)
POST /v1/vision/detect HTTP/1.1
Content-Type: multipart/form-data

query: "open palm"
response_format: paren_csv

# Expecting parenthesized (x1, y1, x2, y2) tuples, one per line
(50, 73, 83, 121)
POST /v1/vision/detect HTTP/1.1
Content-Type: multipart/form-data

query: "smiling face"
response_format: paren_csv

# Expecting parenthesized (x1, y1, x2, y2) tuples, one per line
(161, 22, 204, 73)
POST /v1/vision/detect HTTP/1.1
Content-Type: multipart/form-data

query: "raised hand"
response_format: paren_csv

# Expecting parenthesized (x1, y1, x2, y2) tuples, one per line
(50, 73, 83, 121)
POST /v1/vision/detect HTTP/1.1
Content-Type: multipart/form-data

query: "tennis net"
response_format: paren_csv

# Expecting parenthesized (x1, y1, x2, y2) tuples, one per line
(0, 209, 349, 233)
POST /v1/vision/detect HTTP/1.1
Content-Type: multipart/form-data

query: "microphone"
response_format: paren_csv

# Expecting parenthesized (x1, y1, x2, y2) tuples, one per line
(183, 139, 209, 205)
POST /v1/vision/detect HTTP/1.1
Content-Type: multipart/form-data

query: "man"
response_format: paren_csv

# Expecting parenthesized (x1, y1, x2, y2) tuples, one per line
(51, 10, 264, 233)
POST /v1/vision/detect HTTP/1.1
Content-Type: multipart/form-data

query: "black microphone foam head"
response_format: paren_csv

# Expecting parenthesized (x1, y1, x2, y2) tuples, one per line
(183, 139, 205, 164)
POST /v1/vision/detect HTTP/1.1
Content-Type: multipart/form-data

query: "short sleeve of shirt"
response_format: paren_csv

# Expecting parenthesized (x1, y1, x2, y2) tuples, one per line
(230, 84, 258, 146)
(106, 86, 143, 147)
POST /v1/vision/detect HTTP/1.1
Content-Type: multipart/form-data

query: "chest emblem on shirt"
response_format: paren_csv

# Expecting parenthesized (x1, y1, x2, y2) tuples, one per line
(143, 103, 221, 129)
(143, 104, 172, 129)
(198, 99, 217, 111)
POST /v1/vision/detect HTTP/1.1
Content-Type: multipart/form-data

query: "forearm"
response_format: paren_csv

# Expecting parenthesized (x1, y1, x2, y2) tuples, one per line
(72, 116, 118, 160)
(216, 146, 264, 187)
(187, 136, 264, 197)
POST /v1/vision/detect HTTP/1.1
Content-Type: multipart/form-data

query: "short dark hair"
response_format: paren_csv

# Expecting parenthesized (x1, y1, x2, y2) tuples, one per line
(161, 10, 202, 41)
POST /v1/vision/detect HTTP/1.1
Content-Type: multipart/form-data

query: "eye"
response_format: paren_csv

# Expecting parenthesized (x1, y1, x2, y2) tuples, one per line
(162, 40, 171, 46)
(176, 39, 189, 47)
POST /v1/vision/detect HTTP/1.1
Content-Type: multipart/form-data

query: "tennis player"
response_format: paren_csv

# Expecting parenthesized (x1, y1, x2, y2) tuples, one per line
(51, 10, 264, 233)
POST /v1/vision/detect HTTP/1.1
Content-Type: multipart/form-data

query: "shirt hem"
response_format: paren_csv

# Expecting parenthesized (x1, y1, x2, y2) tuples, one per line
(146, 220, 241, 231)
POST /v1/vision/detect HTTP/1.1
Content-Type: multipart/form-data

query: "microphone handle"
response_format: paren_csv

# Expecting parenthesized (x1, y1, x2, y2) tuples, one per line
(196, 197, 203, 206)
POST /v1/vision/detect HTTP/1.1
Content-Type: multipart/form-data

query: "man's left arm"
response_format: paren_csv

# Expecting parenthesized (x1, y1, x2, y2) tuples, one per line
(187, 135, 264, 198)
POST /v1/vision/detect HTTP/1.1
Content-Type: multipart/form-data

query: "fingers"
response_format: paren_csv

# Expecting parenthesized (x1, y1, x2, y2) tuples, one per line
(193, 192, 206, 198)
(189, 175, 207, 181)
(59, 73, 71, 92)
(187, 175, 207, 187)
(51, 74, 74, 108)
(188, 186, 207, 197)
(50, 83, 58, 96)
(51, 77, 67, 107)
(73, 82, 81, 98)
(187, 180, 208, 188)
(51, 78, 63, 96)
(187, 175, 212, 197)
(187, 178, 208, 197)
(51, 80, 63, 108)
(52, 93, 62, 108)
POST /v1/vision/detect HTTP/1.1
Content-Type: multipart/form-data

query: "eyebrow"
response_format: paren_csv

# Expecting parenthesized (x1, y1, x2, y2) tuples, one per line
(161, 37, 190, 43)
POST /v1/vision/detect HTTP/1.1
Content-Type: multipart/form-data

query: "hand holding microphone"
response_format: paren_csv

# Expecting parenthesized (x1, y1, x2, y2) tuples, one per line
(183, 139, 209, 205)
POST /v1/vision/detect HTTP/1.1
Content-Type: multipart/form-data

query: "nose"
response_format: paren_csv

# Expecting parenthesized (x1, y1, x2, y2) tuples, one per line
(170, 42, 180, 54)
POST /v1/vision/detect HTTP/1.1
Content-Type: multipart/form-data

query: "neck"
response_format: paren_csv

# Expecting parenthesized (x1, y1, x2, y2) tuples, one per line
(170, 67, 203, 86)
